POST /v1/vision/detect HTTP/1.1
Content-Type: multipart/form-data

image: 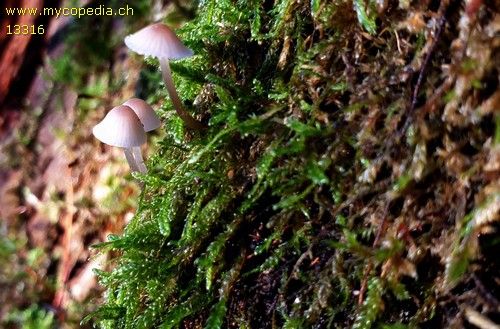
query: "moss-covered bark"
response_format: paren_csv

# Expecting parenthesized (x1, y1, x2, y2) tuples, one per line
(89, 0, 500, 328)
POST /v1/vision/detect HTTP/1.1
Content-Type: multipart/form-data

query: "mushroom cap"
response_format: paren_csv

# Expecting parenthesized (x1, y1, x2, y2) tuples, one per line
(123, 98, 161, 132)
(93, 105, 147, 147)
(124, 23, 194, 60)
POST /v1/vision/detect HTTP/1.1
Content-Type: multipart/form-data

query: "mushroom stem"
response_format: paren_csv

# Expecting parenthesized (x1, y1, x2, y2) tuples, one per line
(123, 148, 140, 172)
(132, 146, 148, 174)
(160, 58, 204, 132)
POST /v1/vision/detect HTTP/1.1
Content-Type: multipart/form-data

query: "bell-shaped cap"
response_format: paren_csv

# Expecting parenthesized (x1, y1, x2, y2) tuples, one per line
(124, 23, 194, 60)
(93, 105, 146, 147)
(123, 98, 161, 132)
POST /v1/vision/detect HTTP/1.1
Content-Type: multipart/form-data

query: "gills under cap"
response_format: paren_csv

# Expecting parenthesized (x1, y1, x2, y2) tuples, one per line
(93, 105, 147, 148)
(124, 23, 194, 60)
(124, 98, 161, 132)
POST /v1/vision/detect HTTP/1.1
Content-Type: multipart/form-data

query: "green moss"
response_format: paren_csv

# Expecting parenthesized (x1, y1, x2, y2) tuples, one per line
(87, 0, 500, 328)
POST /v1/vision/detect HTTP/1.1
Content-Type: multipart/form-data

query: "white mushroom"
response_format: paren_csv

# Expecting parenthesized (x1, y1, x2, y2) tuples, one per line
(93, 105, 147, 173)
(123, 98, 161, 173)
(124, 23, 204, 132)
(123, 98, 161, 132)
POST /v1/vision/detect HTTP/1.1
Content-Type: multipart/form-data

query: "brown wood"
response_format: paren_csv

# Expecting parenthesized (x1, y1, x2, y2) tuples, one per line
(0, 0, 47, 106)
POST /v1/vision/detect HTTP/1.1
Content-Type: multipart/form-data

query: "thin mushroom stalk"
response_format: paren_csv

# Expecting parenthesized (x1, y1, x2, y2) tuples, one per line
(160, 59, 204, 132)
(132, 146, 148, 174)
(123, 148, 140, 173)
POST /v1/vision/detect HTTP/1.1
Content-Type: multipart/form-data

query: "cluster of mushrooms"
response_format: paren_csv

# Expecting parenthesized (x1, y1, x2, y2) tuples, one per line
(93, 23, 204, 174)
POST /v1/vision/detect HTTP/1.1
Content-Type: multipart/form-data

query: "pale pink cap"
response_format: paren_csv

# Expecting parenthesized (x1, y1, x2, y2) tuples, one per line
(93, 105, 146, 147)
(124, 23, 194, 60)
(123, 98, 161, 132)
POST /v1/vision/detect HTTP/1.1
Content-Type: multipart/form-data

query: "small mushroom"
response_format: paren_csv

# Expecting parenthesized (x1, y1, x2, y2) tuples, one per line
(124, 23, 204, 132)
(123, 98, 161, 173)
(123, 98, 161, 132)
(93, 105, 147, 174)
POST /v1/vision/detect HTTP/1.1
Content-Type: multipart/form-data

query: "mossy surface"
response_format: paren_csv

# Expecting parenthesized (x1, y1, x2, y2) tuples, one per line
(88, 0, 500, 328)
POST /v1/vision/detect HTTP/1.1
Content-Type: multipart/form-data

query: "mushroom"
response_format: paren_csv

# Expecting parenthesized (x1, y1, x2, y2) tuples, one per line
(93, 105, 147, 174)
(123, 98, 161, 173)
(123, 98, 161, 132)
(124, 23, 204, 132)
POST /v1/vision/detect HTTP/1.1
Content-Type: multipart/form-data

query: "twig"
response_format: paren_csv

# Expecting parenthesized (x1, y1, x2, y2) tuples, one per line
(465, 308, 500, 329)
(399, 0, 448, 136)
(472, 273, 500, 310)
(52, 166, 75, 320)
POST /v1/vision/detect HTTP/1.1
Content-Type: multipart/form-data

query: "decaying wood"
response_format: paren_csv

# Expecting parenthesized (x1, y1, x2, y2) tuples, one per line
(0, 0, 49, 106)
